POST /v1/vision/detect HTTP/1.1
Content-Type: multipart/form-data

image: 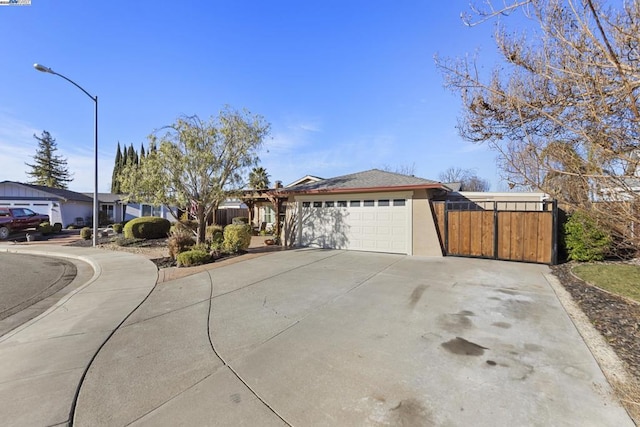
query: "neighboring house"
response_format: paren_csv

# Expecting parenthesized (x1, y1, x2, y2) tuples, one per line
(279, 169, 449, 256)
(84, 193, 175, 223)
(0, 181, 175, 228)
(0, 181, 93, 227)
(599, 177, 640, 202)
(444, 191, 551, 211)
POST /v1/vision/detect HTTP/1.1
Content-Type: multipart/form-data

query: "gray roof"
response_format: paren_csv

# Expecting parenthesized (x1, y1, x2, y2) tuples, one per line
(84, 193, 124, 203)
(283, 169, 443, 193)
(2, 181, 93, 203)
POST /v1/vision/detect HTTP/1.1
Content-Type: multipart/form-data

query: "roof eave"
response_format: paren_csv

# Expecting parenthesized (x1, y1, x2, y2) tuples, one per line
(282, 183, 447, 195)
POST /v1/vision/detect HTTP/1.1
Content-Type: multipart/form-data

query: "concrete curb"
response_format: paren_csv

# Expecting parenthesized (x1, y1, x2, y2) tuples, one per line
(0, 244, 158, 426)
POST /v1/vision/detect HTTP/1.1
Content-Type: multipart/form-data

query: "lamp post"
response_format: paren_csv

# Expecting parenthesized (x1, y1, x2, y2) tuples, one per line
(34, 63, 99, 247)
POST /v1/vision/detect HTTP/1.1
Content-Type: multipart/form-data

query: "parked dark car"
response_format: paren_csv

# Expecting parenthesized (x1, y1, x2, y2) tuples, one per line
(0, 207, 50, 240)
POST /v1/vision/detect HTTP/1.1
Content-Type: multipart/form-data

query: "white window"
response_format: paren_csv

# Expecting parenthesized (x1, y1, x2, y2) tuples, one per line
(264, 206, 275, 223)
(141, 204, 162, 217)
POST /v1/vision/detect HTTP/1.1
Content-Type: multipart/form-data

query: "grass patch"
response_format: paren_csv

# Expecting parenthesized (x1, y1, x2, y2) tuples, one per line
(572, 264, 640, 303)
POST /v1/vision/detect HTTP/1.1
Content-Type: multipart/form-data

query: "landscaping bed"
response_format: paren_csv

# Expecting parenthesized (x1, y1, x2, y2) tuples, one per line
(552, 263, 640, 380)
(552, 262, 640, 422)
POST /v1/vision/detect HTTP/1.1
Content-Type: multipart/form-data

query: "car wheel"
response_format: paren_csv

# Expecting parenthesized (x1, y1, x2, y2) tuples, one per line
(0, 226, 10, 240)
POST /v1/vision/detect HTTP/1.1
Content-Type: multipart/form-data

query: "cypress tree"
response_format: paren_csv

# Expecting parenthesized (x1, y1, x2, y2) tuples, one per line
(111, 142, 123, 193)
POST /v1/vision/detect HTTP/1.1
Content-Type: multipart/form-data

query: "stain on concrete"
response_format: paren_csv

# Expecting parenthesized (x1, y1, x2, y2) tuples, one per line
(441, 337, 488, 356)
(563, 366, 591, 380)
(388, 398, 435, 426)
(524, 343, 543, 352)
(497, 289, 519, 295)
(492, 321, 512, 329)
(503, 299, 533, 320)
(408, 284, 428, 309)
(230, 393, 241, 404)
(508, 362, 534, 380)
(437, 311, 474, 333)
(486, 360, 497, 366)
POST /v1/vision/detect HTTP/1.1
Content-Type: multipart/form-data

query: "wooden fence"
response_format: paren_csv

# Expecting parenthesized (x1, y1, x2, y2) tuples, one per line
(432, 200, 557, 265)
(215, 208, 249, 226)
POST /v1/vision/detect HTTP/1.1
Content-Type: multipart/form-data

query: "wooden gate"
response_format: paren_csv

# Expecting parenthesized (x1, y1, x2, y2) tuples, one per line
(432, 200, 557, 264)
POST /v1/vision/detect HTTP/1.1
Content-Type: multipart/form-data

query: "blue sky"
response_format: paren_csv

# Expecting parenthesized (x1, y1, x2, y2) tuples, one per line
(0, 1, 508, 192)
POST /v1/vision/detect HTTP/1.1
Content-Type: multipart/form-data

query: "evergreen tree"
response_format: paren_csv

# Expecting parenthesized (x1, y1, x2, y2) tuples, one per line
(111, 142, 123, 193)
(127, 144, 138, 166)
(139, 143, 146, 164)
(25, 130, 73, 189)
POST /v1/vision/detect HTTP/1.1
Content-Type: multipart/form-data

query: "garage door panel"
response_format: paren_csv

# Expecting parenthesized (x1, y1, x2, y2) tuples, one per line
(300, 198, 409, 254)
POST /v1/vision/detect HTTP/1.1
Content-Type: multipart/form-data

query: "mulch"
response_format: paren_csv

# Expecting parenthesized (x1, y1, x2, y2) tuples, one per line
(551, 263, 640, 381)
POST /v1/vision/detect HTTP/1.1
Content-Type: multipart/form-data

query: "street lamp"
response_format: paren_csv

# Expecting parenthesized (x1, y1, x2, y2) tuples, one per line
(34, 63, 99, 247)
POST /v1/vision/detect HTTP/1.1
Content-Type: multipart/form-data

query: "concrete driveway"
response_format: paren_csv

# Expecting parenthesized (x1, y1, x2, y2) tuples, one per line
(73, 249, 632, 426)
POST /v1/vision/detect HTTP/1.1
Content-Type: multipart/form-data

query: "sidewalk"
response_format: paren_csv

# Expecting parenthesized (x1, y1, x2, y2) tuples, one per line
(0, 244, 157, 426)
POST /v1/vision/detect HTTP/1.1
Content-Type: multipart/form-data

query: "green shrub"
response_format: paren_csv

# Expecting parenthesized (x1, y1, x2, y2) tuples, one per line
(168, 231, 195, 259)
(232, 216, 249, 225)
(112, 223, 123, 234)
(223, 224, 251, 253)
(53, 222, 62, 233)
(191, 242, 210, 252)
(123, 217, 171, 239)
(176, 249, 210, 267)
(206, 224, 224, 244)
(38, 221, 53, 235)
(564, 211, 612, 262)
(80, 227, 92, 240)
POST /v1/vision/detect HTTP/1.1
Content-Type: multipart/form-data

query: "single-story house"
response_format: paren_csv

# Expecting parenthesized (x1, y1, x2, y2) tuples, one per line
(0, 181, 94, 227)
(278, 169, 450, 256)
(85, 193, 174, 223)
(0, 181, 174, 227)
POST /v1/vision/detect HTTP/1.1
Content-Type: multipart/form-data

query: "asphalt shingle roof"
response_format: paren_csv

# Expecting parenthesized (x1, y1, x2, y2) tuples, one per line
(1, 181, 94, 202)
(283, 169, 443, 193)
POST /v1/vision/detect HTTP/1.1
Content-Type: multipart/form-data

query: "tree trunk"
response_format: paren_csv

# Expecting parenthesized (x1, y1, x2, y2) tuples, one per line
(196, 204, 206, 244)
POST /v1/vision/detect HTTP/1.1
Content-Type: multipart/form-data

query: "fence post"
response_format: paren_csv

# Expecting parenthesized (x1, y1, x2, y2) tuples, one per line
(493, 201, 499, 260)
(444, 201, 449, 256)
(551, 200, 558, 265)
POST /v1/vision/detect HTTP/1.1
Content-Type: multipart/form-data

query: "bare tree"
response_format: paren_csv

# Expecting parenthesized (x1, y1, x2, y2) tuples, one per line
(439, 167, 490, 191)
(436, 0, 640, 251)
(381, 163, 416, 176)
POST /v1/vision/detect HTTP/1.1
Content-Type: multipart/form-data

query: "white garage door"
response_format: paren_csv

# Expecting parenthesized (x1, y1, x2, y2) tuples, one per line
(298, 195, 411, 254)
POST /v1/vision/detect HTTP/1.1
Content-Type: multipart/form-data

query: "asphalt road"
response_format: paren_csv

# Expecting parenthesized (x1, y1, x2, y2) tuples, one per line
(0, 253, 77, 334)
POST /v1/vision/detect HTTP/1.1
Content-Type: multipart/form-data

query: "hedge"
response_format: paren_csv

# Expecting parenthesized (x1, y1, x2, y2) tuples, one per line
(123, 216, 171, 239)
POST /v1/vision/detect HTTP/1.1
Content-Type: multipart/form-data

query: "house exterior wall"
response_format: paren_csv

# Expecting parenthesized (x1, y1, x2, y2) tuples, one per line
(411, 189, 444, 257)
(61, 202, 93, 227)
(124, 203, 173, 221)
